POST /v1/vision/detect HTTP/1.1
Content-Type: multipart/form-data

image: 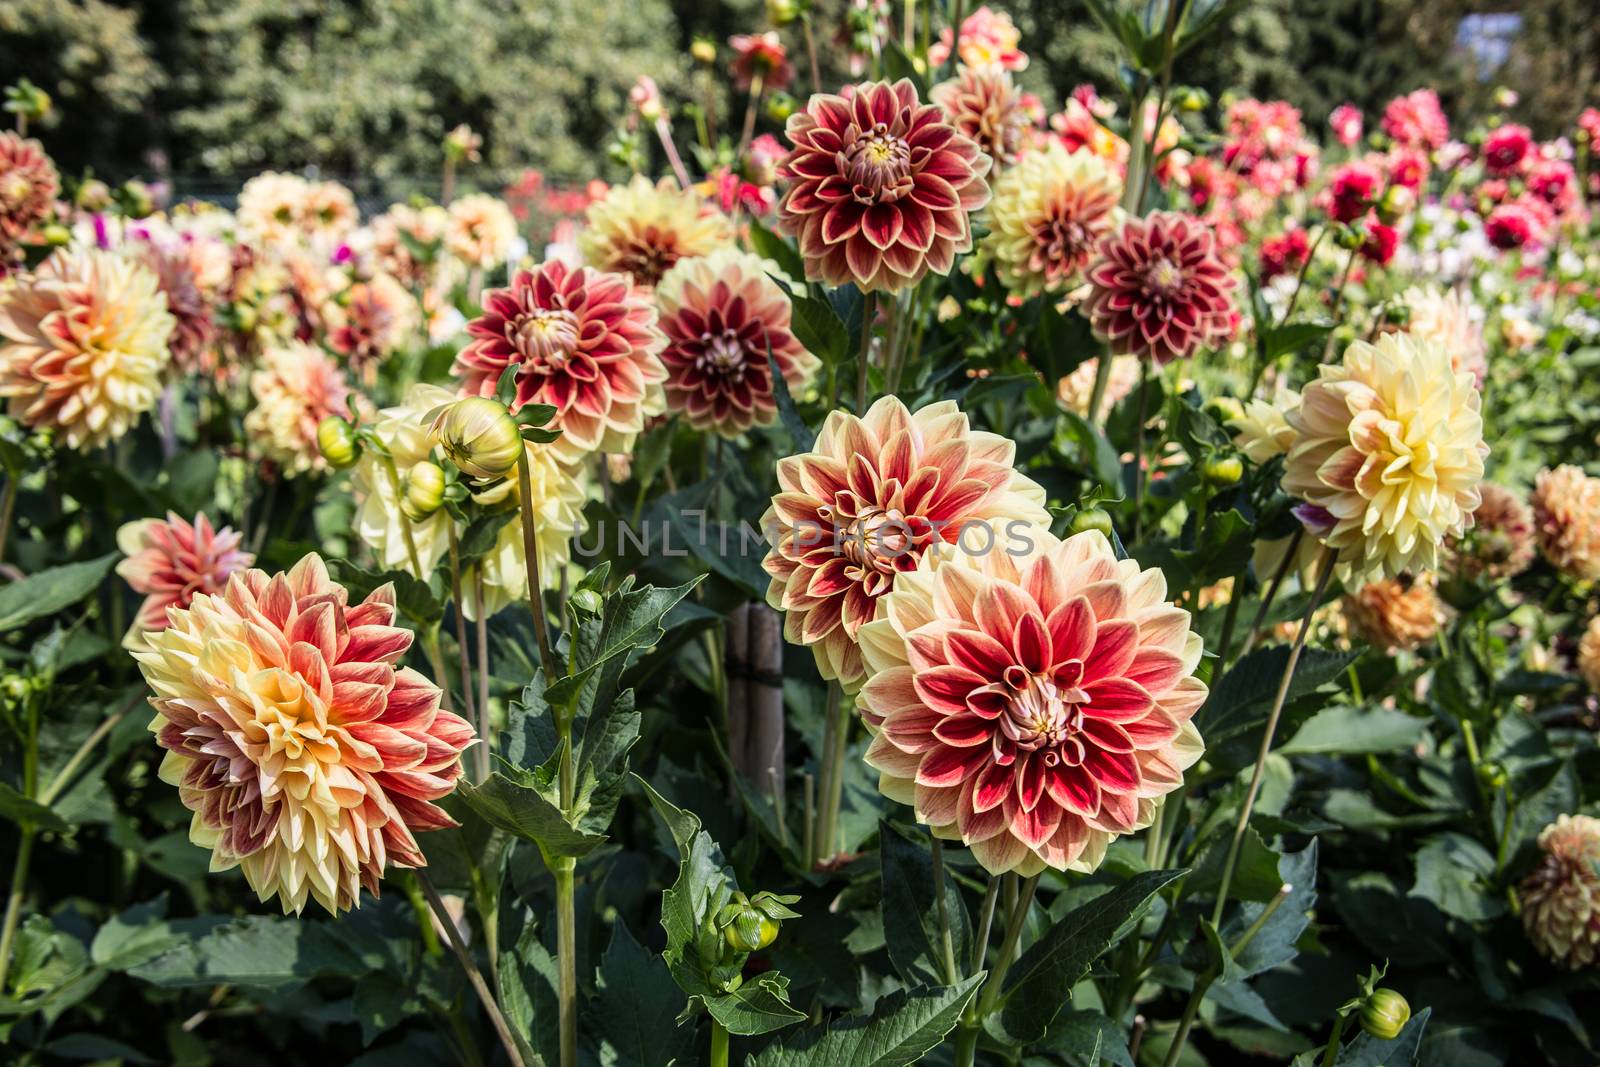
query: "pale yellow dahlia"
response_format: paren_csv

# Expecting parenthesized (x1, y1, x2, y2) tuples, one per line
(1340, 574, 1449, 652)
(930, 64, 1031, 170)
(460, 440, 588, 621)
(1519, 814, 1600, 970)
(131, 554, 476, 915)
(761, 397, 1050, 687)
(237, 172, 312, 247)
(245, 342, 355, 476)
(304, 180, 359, 245)
(1579, 615, 1600, 696)
(351, 384, 455, 578)
(1530, 465, 1600, 581)
(1231, 391, 1301, 464)
(1056, 356, 1138, 419)
(0, 250, 174, 449)
(445, 193, 519, 270)
(856, 529, 1206, 875)
(579, 176, 734, 288)
(1282, 332, 1487, 581)
(1400, 284, 1486, 384)
(977, 142, 1121, 299)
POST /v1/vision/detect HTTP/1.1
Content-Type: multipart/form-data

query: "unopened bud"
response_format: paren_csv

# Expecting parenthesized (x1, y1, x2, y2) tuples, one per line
(1359, 989, 1410, 1041)
(41, 223, 70, 247)
(76, 179, 111, 212)
(691, 38, 717, 66)
(765, 92, 796, 124)
(1202, 456, 1243, 487)
(1206, 396, 1244, 424)
(402, 461, 447, 521)
(766, 0, 801, 25)
(317, 416, 360, 469)
(430, 397, 524, 480)
(1070, 509, 1114, 537)
(121, 179, 155, 220)
(1376, 185, 1414, 225)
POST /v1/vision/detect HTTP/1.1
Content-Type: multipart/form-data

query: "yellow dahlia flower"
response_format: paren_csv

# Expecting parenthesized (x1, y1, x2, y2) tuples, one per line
(245, 342, 355, 476)
(445, 193, 519, 269)
(579, 176, 734, 288)
(1400, 284, 1486, 383)
(977, 141, 1121, 299)
(351, 384, 456, 578)
(0, 250, 174, 449)
(1231, 391, 1301, 464)
(1530, 465, 1600, 581)
(1579, 615, 1600, 696)
(1282, 332, 1487, 581)
(131, 554, 475, 915)
(460, 440, 588, 621)
(1519, 814, 1600, 970)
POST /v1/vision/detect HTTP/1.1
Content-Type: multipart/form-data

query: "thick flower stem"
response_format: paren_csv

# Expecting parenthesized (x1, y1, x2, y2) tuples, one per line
(802, 18, 822, 97)
(1210, 548, 1336, 929)
(814, 682, 849, 864)
(970, 876, 999, 973)
(856, 291, 879, 415)
(1086, 348, 1114, 427)
(931, 838, 959, 985)
(954, 873, 1039, 1067)
(1319, 1012, 1349, 1067)
(553, 856, 579, 1067)
(710, 1018, 730, 1067)
(0, 828, 35, 993)
(738, 72, 765, 156)
(1132, 357, 1151, 542)
(421, 627, 455, 714)
(0, 475, 17, 566)
(942, 0, 967, 80)
(515, 450, 558, 682)
(447, 525, 483, 781)
(1160, 969, 1215, 1067)
(1134, 0, 1184, 217)
(416, 870, 527, 1067)
(475, 567, 491, 732)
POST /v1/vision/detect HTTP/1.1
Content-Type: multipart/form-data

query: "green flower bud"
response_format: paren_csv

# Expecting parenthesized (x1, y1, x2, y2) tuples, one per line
(41, 223, 71, 247)
(1206, 396, 1245, 424)
(317, 416, 361, 469)
(1202, 456, 1243, 487)
(402, 461, 447, 521)
(1475, 759, 1508, 790)
(1376, 184, 1414, 226)
(724, 912, 781, 953)
(1359, 989, 1410, 1041)
(430, 397, 523, 480)
(1069, 509, 1114, 537)
(120, 179, 156, 220)
(765, 92, 796, 123)
(765, 0, 801, 26)
(691, 38, 716, 66)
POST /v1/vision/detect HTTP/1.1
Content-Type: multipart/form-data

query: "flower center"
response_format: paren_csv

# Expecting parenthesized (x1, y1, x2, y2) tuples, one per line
(846, 125, 914, 202)
(617, 225, 678, 286)
(1000, 670, 1089, 764)
(1144, 256, 1185, 297)
(1033, 212, 1091, 276)
(698, 329, 748, 378)
(514, 307, 580, 373)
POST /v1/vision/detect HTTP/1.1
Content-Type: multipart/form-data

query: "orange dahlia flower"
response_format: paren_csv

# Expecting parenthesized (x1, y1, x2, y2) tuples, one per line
(857, 529, 1207, 875)
(245, 342, 355, 476)
(453, 259, 666, 465)
(1340, 575, 1448, 652)
(1530, 465, 1600, 581)
(655, 249, 820, 437)
(130, 554, 475, 915)
(761, 397, 1049, 686)
(117, 512, 254, 647)
(777, 79, 991, 293)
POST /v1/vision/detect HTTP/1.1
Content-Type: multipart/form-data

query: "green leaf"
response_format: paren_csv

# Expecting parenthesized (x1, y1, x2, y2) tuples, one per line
(1199, 646, 1359, 770)
(1223, 839, 1317, 977)
(768, 340, 815, 453)
(1409, 832, 1504, 921)
(91, 895, 183, 972)
(456, 762, 607, 859)
(880, 44, 929, 99)
(1058, 411, 1123, 490)
(1039, 1010, 1136, 1067)
(1280, 704, 1425, 755)
(1190, 826, 1283, 904)
(1259, 320, 1333, 361)
(126, 915, 378, 989)
(999, 868, 1187, 1043)
(747, 216, 807, 285)
(879, 821, 971, 986)
(1335, 1006, 1431, 1066)
(327, 559, 443, 624)
(592, 922, 694, 1067)
(0, 781, 69, 833)
(787, 292, 851, 366)
(0, 554, 116, 631)
(748, 975, 983, 1067)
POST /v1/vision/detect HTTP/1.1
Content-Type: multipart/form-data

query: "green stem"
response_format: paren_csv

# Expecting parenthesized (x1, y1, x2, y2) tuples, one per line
(931, 838, 958, 985)
(37, 696, 138, 808)
(1131, 357, 1151, 543)
(448, 524, 483, 781)
(1086, 349, 1114, 427)
(856, 291, 879, 415)
(552, 855, 578, 1067)
(475, 567, 491, 737)
(420, 626, 455, 714)
(1161, 969, 1215, 1067)
(1210, 548, 1336, 928)
(955, 874, 1039, 1065)
(1319, 1012, 1349, 1067)
(1240, 526, 1303, 657)
(515, 450, 558, 681)
(0, 829, 35, 993)
(381, 455, 425, 579)
(970, 876, 999, 973)
(815, 682, 850, 864)
(710, 1018, 730, 1067)
(0, 475, 17, 567)
(416, 870, 527, 1067)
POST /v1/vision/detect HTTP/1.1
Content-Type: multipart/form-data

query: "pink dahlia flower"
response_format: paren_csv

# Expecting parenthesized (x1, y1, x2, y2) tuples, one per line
(930, 63, 1031, 170)
(857, 529, 1207, 875)
(0, 132, 58, 254)
(130, 554, 476, 915)
(761, 397, 1049, 687)
(929, 6, 1028, 72)
(1484, 198, 1548, 251)
(1329, 105, 1363, 148)
(1082, 211, 1237, 365)
(655, 249, 820, 437)
(1382, 89, 1449, 151)
(117, 512, 254, 646)
(453, 259, 667, 465)
(730, 32, 794, 93)
(777, 79, 992, 293)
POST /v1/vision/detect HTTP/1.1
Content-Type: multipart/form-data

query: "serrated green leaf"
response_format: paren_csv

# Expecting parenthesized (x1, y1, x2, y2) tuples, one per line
(787, 293, 851, 366)
(0, 554, 116, 631)
(456, 765, 607, 858)
(879, 821, 970, 987)
(1409, 832, 1503, 921)
(593, 922, 694, 1067)
(747, 217, 807, 285)
(1280, 704, 1425, 755)
(748, 975, 983, 1067)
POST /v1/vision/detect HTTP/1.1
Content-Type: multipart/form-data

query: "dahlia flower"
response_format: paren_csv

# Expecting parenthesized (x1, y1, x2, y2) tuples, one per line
(245, 342, 355, 476)
(856, 528, 1206, 875)
(130, 554, 475, 915)
(138, 238, 217, 378)
(579, 176, 734, 288)
(452, 259, 667, 465)
(372, 202, 450, 287)
(0, 132, 58, 252)
(1258, 230, 1310, 283)
(237, 172, 342, 248)
(931, 64, 1031, 170)
(1328, 105, 1363, 147)
(117, 512, 254, 646)
(1382, 89, 1449, 151)
(761, 396, 1050, 686)
(351, 384, 455, 578)
(1324, 162, 1382, 224)
(445, 193, 519, 269)
(461, 440, 588, 621)
(654, 249, 820, 437)
(777, 79, 992, 293)
(1082, 212, 1237, 365)
(1050, 99, 1127, 169)
(1400, 285, 1486, 383)
(1519, 814, 1600, 970)
(929, 6, 1028, 72)
(977, 141, 1121, 299)
(1530, 465, 1600, 580)
(1447, 482, 1535, 581)
(328, 274, 417, 378)
(1357, 220, 1398, 266)
(0, 250, 174, 449)
(729, 32, 793, 93)
(1056, 356, 1138, 419)
(1483, 124, 1533, 176)
(1578, 616, 1600, 696)
(1485, 200, 1547, 251)
(1231, 391, 1301, 464)
(1282, 332, 1487, 581)
(1340, 575, 1448, 652)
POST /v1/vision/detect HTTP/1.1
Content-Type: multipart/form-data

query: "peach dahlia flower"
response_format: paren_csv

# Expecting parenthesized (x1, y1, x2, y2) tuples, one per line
(655, 248, 820, 437)
(453, 259, 666, 466)
(1519, 814, 1600, 970)
(0, 250, 174, 449)
(761, 397, 1049, 687)
(777, 79, 991, 293)
(1579, 615, 1600, 697)
(856, 529, 1206, 875)
(117, 512, 254, 647)
(445, 193, 519, 269)
(1447, 482, 1535, 581)
(1340, 574, 1448, 652)
(1530, 465, 1600, 581)
(978, 141, 1122, 299)
(131, 554, 475, 915)
(245, 342, 355, 476)
(1282, 332, 1487, 582)
(579, 176, 734, 288)
(1400, 284, 1486, 384)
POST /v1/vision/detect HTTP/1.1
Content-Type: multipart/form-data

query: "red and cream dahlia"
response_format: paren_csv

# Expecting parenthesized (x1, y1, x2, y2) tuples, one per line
(729, 32, 794, 93)
(1083, 212, 1237, 365)
(1519, 814, 1600, 970)
(654, 249, 820, 437)
(452, 259, 667, 464)
(117, 512, 254, 647)
(777, 79, 992, 293)
(0, 132, 58, 254)
(579, 176, 734, 288)
(761, 397, 1049, 686)
(856, 528, 1207, 875)
(130, 554, 475, 915)
(930, 64, 1031, 170)
(1530, 465, 1600, 581)
(328, 273, 416, 379)
(0, 250, 174, 449)
(978, 141, 1121, 299)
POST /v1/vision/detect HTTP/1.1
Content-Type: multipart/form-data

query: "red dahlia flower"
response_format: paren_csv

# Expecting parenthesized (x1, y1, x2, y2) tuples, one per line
(1082, 211, 1237, 365)
(730, 32, 794, 93)
(1482, 123, 1533, 176)
(1259, 229, 1311, 282)
(1324, 161, 1382, 223)
(777, 79, 992, 293)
